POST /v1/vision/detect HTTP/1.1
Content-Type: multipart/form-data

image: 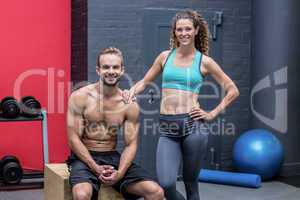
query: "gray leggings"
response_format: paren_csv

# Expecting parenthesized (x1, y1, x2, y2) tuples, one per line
(156, 114, 208, 200)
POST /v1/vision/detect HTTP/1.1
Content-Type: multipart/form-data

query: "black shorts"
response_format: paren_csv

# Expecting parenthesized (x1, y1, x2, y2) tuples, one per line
(66, 151, 154, 199)
(159, 113, 205, 137)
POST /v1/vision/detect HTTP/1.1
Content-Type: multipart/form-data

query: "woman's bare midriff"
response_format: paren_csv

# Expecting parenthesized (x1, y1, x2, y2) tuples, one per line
(160, 88, 200, 115)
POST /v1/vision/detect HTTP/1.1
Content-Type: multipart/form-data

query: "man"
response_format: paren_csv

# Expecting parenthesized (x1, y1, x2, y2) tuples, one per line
(67, 47, 164, 200)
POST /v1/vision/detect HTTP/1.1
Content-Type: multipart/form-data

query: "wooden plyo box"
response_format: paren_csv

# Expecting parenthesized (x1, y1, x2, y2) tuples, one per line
(44, 163, 124, 200)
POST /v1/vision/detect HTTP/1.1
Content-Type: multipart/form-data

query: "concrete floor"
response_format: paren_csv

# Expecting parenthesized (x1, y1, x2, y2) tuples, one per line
(1, 181, 300, 200)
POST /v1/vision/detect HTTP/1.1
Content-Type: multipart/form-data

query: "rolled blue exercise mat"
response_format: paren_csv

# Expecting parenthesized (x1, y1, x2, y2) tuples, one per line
(199, 169, 261, 188)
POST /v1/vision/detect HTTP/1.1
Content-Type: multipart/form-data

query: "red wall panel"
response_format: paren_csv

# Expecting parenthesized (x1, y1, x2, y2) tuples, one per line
(0, 0, 71, 170)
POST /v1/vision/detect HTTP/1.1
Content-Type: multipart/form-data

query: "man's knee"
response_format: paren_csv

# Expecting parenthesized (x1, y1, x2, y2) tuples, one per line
(144, 182, 164, 200)
(72, 183, 93, 200)
(154, 186, 165, 199)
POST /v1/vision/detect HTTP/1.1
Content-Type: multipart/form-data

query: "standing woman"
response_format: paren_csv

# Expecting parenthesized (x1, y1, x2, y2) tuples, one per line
(125, 9, 239, 200)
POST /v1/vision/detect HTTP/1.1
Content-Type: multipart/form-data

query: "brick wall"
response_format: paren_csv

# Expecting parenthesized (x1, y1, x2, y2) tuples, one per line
(71, 0, 87, 86)
(87, 0, 252, 169)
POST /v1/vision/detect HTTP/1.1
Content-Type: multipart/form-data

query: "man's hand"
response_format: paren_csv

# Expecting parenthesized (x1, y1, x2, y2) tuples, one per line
(99, 170, 122, 186)
(94, 165, 115, 177)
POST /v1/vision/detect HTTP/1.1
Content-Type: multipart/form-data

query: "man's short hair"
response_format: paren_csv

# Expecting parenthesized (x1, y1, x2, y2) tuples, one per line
(97, 47, 124, 67)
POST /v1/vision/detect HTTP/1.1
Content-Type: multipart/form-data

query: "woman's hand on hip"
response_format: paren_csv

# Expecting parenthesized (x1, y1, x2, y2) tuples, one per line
(189, 107, 216, 121)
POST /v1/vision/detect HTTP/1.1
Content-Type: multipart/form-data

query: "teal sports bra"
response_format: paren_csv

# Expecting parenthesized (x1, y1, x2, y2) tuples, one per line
(162, 49, 204, 94)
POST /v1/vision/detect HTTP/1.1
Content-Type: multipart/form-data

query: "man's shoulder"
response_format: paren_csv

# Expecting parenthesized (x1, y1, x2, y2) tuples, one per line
(69, 84, 94, 108)
(126, 101, 139, 110)
(124, 101, 140, 121)
(70, 87, 86, 101)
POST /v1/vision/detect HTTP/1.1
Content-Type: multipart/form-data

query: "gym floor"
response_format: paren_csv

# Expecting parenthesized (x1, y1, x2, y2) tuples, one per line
(1, 179, 300, 200)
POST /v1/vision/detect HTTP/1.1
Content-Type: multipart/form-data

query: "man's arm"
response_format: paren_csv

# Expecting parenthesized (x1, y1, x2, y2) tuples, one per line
(101, 101, 140, 185)
(67, 92, 112, 176)
(117, 102, 140, 177)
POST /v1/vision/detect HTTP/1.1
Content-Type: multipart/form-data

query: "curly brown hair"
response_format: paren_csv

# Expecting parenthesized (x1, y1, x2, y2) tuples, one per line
(170, 9, 209, 55)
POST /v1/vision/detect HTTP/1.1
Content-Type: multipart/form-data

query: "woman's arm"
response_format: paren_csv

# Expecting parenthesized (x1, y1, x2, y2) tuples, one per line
(125, 50, 170, 101)
(190, 56, 239, 121)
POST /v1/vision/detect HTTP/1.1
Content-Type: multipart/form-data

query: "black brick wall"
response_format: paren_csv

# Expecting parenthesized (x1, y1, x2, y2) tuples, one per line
(87, 0, 251, 170)
(71, 0, 87, 86)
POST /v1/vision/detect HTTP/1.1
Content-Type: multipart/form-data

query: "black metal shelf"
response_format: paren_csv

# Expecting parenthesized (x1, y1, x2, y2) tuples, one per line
(0, 111, 48, 190)
(0, 115, 43, 122)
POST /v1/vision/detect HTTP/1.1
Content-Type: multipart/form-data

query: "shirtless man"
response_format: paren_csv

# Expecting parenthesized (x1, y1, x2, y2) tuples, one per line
(67, 47, 164, 200)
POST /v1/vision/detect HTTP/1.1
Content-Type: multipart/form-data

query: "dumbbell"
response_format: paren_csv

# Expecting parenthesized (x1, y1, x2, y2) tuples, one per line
(0, 96, 20, 118)
(0, 155, 23, 185)
(20, 96, 42, 117)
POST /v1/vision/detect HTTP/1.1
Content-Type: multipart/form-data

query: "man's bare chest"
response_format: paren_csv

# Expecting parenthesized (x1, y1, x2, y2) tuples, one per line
(83, 99, 126, 126)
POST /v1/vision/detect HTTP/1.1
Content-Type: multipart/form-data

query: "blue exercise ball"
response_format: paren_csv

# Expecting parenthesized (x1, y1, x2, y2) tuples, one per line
(233, 129, 284, 180)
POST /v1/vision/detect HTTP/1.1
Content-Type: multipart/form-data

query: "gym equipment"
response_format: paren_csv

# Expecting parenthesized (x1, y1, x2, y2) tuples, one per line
(0, 110, 48, 190)
(199, 169, 261, 188)
(20, 96, 42, 117)
(0, 155, 23, 185)
(233, 129, 284, 180)
(0, 96, 20, 118)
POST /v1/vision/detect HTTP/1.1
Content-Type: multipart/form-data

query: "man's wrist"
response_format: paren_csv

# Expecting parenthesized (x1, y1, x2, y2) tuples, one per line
(87, 160, 99, 174)
(117, 170, 125, 179)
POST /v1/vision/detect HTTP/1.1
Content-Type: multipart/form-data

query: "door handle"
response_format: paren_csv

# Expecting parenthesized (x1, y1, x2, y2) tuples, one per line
(210, 147, 215, 166)
(212, 11, 223, 40)
(209, 147, 220, 170)
(148, 89, 154, 104)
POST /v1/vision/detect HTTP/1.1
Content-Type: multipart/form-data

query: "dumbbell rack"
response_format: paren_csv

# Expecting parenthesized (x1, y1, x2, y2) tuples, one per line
(0, 110, 49, 190)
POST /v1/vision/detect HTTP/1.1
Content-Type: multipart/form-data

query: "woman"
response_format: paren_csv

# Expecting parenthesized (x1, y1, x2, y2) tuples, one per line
(124, 9, 239, 200)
